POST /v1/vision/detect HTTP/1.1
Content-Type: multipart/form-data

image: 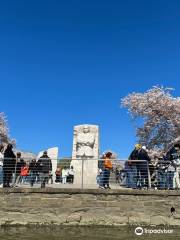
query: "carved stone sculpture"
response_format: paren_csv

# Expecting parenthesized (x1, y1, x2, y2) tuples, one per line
(72, 125, 99, 159)
(71, 125, 99, 187)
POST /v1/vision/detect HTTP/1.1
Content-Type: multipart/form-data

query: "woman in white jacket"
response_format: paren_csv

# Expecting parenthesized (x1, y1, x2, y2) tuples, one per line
(62, 166, 68, 184)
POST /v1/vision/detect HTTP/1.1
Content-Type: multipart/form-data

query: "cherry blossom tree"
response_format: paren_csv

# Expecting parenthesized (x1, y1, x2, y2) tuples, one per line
(121, 86, 180, 152)
(0, 112, 10, 144)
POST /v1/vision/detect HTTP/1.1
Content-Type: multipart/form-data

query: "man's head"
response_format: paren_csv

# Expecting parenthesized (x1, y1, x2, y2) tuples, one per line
(135, 144, 142, 150)
(43, 151, 48, 155)
(17, 152, 21, 158)
(83, 126, 90, 134)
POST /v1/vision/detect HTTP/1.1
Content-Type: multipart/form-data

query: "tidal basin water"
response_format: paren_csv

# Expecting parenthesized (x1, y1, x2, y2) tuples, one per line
(0, 226, 179, 240)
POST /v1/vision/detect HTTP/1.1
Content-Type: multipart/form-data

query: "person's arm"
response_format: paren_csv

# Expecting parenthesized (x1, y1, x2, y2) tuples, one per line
(129, 149, 136, 160)
(12, 151, 16, 159)
(37, 159, 41, 171)
(49, 159, 52, 172)
(128, 153, 133, 160)
(145, 152, 151, 162)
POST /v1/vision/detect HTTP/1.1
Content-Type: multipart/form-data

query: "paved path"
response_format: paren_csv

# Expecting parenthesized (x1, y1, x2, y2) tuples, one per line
(14, 182, 123, 190)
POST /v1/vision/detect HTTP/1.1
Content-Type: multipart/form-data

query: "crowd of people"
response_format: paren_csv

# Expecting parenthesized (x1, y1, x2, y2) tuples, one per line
(0, 142, 180, 190)
(116, 143, 180, 190)
(56, 166, 75, 184)
(0, 144, 75, 188)
(96, 143, 180, 191)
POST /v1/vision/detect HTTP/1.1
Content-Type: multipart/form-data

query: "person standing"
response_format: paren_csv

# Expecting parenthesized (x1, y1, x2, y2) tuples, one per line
(3, 144, 16, 188)
(62, 166, 68, 184)
(37, 151, 52, 188)
(69, 166, 75, 184)
(126, 144, 141, 189)
(29, 159, 37, 187)
(101, 152, 113, 189)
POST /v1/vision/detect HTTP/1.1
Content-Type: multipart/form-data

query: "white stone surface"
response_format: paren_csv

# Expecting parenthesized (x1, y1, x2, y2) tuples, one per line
(71, 125, 99, 187)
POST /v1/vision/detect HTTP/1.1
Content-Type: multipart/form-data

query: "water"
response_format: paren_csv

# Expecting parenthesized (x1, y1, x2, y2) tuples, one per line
(0, 226, 179, 240)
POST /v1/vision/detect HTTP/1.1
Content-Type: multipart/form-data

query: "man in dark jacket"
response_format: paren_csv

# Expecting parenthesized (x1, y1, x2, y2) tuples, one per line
(3, 144, 16, 188)
(126, 144, 142, 189)
(37, 151, 52, 188)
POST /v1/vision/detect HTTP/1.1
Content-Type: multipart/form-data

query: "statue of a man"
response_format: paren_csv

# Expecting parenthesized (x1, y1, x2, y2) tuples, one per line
(76, 126, 95, 158)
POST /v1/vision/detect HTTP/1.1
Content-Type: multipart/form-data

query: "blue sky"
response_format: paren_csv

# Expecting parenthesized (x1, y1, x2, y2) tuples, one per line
(0, 0, 179, 158)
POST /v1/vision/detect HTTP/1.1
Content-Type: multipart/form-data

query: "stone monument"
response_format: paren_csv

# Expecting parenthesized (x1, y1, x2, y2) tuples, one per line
(71, 125, 99, 188)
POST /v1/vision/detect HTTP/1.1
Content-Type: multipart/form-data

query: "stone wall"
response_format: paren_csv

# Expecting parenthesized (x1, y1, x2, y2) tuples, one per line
(0, 188, 180, 226)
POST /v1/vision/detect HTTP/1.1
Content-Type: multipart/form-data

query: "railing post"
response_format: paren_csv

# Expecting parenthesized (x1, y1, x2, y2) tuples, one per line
(81, 158, 84, 189)
(147, 161, 151, 189)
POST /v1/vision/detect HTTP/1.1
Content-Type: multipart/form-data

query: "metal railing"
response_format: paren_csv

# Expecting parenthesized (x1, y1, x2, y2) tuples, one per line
(0, 158, 179, 190)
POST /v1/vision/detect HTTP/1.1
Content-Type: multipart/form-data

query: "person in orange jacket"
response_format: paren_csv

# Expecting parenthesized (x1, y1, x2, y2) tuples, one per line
(20, 163, 29, 184)
(100, 152, 113, 189)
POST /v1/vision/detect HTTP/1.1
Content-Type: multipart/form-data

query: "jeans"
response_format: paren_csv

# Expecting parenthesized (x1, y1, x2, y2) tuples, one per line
(157, 171, 166, 189)
(30, 172, 37, 186)
(97, 173, 103, 185)
(62, 176, 67, 184)
(166, 171, 175, 189)
(103, 168, 110, 187)
(21, 176, 29, 184)
(69, 174, 74, 184)
(126, 165, 137, 189)
(3, 170, 12, 187)
(40, 172, 49, 188)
